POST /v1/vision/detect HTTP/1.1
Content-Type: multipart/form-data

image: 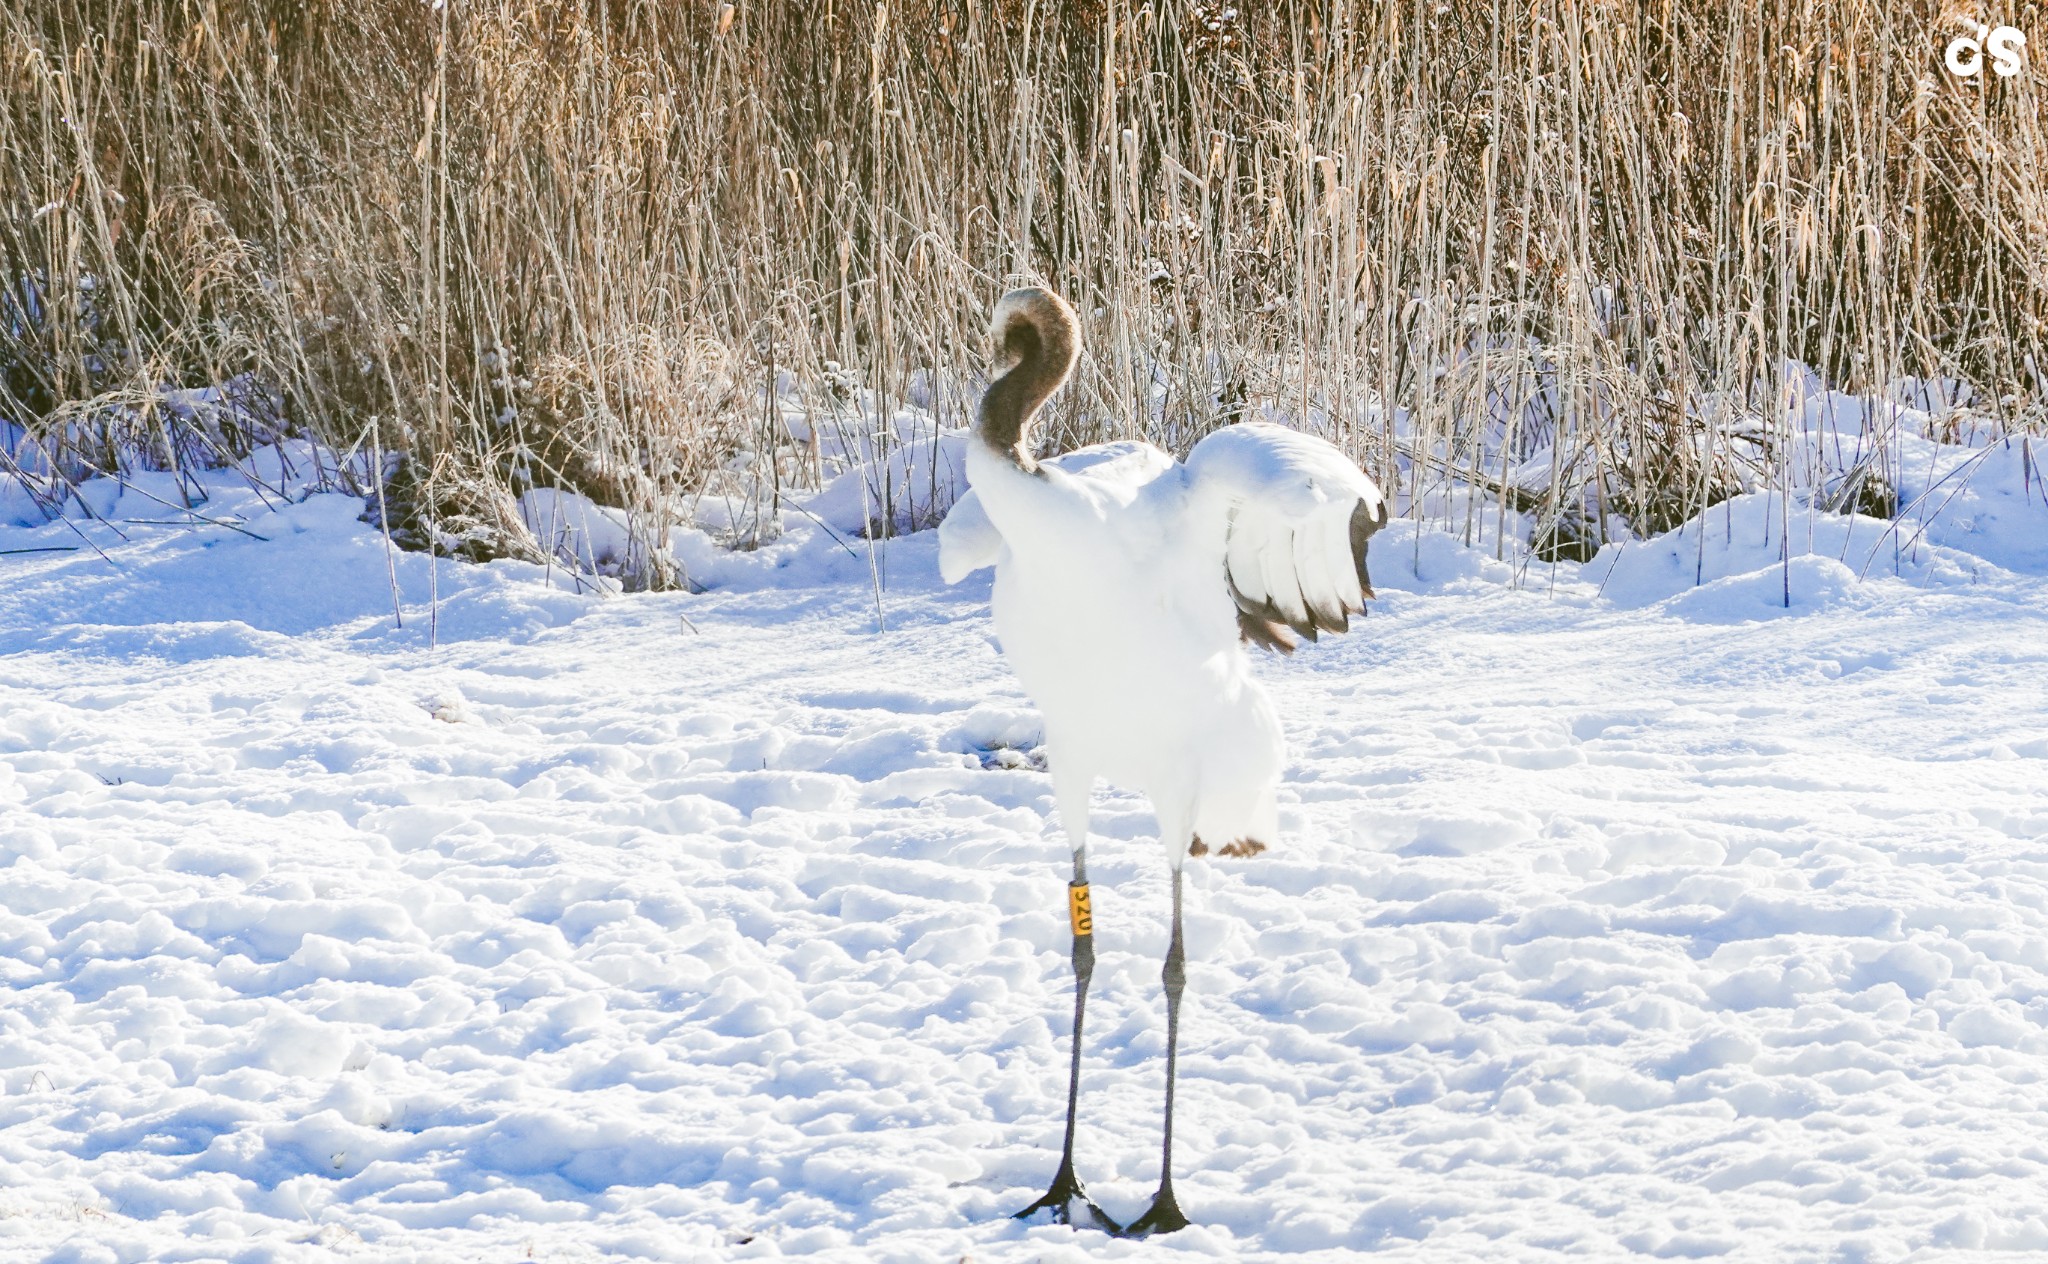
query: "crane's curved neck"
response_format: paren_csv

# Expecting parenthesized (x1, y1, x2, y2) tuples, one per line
(977, 366, 1044, 473)
(977, 308, 1075, 475)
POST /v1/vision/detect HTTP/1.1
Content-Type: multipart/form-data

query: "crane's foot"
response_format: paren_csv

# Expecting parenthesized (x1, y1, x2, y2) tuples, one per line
(1124, 1182, 1190, 1237)
(1013, 1160, 1121, 1233)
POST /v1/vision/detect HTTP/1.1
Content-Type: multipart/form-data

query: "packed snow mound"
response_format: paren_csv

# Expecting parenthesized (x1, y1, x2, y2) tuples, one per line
(1582, 430, 2047, 619)
(805, 429, 971, 537)
(1587, 492, 1997, 617)
(520, 487, 641, 576)
(1889, 435, 2048, 574)
(1364, 521, 1523, 595)
(0, 441, 598, 651)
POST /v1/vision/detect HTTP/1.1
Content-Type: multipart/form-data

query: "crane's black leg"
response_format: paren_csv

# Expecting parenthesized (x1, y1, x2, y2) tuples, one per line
(1127, 862, 1192, 1236)
(1013, 849, 1119, 1232)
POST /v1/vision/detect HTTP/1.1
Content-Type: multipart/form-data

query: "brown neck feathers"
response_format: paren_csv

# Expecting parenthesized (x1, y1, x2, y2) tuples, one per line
(977, 288, 1078, 473)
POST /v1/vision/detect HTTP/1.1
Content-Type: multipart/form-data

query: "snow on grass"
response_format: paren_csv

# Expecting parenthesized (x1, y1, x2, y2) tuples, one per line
(2, 443, 2047, 1262)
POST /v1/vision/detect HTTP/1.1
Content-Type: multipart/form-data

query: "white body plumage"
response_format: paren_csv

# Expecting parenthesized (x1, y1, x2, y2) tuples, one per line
(940, 289, 1387, 865)
(956, 440, 1284, 858)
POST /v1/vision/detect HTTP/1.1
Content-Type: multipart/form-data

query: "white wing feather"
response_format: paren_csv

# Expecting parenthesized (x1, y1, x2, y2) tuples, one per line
(1183, 422, 1387, 641)
(937, 488, 1004, 583)
(937, 440, 1175, 584)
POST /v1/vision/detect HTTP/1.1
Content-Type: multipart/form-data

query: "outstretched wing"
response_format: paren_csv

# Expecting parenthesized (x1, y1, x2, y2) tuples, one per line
(937, 488, 1004, 583)
(1183, 422, 1389, 653)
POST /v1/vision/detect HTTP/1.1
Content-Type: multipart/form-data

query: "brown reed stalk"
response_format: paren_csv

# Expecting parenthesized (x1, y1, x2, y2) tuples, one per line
(0, 0, 2041, 588)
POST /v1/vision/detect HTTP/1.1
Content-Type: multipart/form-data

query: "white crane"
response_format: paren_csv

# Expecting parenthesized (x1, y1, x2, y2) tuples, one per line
(938, 287, 1388, 1235)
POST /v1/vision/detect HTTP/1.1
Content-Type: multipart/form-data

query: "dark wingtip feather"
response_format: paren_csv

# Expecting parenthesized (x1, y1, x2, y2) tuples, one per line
(1307, 596, 1349, 635)
(1227, 576, 1265, 619)
(1237, 609, 1298, 654)
(1230, 577, 1307, 650)
(1277, 583, 1320, 640)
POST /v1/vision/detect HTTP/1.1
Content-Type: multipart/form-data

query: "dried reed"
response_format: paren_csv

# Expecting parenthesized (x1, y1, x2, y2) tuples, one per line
(3, 1, 2042, 584)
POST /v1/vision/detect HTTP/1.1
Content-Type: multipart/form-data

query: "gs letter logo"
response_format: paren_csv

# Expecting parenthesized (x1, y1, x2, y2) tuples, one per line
(1946, 23, 2027, 77)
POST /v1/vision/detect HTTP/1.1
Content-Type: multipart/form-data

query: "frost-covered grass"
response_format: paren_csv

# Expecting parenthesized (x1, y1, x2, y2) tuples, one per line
(3, 443, 2046, 1262)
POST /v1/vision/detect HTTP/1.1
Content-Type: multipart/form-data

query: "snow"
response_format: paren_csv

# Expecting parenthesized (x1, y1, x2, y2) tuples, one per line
(3, 435, 2048, 1263)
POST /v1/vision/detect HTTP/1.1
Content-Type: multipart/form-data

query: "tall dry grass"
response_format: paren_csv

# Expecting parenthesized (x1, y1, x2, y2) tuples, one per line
(3, 0, 2045, 585)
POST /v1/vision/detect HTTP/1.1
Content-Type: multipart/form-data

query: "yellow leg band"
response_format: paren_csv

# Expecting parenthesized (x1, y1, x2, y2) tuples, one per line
(1068, 882, 1093, 937)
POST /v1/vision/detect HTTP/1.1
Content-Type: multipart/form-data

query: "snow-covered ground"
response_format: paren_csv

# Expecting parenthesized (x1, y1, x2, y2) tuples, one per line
(3, 439, 2047, 1263)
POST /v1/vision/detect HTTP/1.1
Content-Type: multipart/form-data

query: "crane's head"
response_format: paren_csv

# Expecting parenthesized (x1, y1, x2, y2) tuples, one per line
(989, 287, 1078, 382)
